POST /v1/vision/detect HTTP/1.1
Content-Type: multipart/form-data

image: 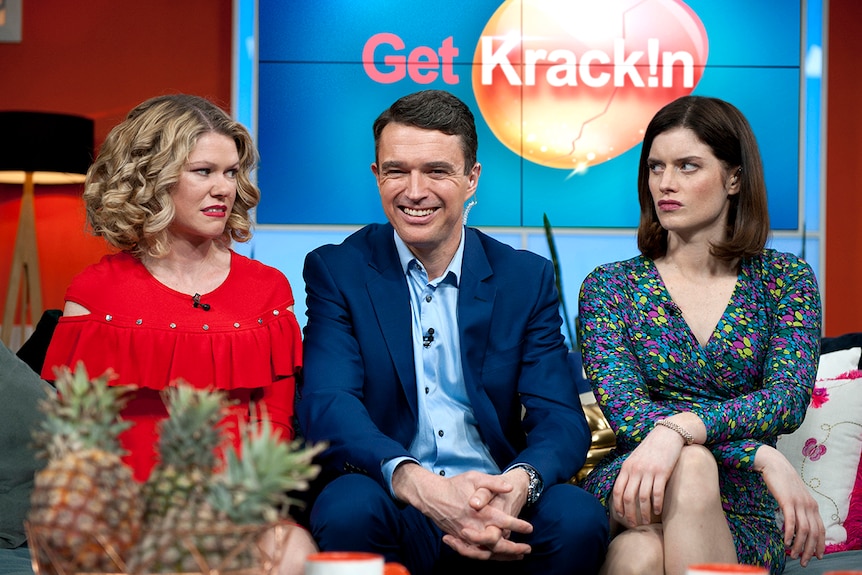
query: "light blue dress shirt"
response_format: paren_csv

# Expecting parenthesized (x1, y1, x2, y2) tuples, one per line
(382, 228, 500, 494)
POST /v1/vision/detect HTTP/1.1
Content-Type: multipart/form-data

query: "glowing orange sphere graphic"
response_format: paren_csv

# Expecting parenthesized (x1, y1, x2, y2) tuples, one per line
(472, 0, 708, 170)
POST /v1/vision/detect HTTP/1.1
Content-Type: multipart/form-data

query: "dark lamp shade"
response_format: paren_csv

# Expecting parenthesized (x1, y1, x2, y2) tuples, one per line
(0, 111, 94, 185)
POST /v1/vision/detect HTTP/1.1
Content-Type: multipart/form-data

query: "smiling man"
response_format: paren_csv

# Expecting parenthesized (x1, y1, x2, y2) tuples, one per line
(297, 90, 608, 575)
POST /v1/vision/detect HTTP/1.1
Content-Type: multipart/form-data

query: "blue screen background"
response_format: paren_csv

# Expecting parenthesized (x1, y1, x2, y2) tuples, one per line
(257, 0, 802, 230)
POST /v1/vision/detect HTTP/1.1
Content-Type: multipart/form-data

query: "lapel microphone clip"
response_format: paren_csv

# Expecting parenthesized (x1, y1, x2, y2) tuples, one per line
(192, 293, 211, 311)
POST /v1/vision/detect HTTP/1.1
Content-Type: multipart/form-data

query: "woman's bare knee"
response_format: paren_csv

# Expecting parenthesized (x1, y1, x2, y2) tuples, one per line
(667, 445, 719, 495)
(601, 525, 664, 575)
(665, 446, 722, 511)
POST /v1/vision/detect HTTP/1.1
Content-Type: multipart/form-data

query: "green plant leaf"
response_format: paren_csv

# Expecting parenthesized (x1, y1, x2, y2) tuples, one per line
(543, 213, 576, 350)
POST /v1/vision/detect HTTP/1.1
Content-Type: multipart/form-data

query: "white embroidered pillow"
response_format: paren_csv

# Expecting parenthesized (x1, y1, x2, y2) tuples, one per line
(776, 370, 862, 550)
(816, 346, 861, 380)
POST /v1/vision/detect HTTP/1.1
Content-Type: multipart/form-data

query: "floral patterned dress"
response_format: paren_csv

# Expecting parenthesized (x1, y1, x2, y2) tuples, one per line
(577, 249, 821, 574)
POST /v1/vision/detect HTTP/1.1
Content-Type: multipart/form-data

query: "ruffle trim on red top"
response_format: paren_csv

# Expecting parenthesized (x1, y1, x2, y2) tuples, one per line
(42, 302, 303, 392)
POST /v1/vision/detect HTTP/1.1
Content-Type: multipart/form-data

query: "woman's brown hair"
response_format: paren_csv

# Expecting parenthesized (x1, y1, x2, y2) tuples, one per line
(636, 95, 769, 261)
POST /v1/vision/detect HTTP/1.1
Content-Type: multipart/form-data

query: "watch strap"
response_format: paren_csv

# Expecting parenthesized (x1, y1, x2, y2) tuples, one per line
(511, 463, 544, 506)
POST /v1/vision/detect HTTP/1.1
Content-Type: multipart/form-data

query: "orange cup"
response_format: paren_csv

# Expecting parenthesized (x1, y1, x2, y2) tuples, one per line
(686, 564, 768, 575)
(305, 551, 409, 575)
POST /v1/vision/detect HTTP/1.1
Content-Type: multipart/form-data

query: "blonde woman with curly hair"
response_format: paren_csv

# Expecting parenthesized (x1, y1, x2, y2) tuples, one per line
(41, 94, 317, 574)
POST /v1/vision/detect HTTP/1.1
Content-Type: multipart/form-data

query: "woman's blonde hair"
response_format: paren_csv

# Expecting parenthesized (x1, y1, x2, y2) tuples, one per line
(84, 94, 260, 258)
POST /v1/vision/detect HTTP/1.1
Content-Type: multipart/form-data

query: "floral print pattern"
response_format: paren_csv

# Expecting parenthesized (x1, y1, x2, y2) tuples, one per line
(577, 250, 821, 574)
(802, 438, 828, 461)
(810, 386, 829, 408)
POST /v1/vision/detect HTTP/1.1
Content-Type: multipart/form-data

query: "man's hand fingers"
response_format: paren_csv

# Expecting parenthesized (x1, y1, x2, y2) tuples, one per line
(442, 534, 492, 560)
(476, 506, 533, 535)
(464, 529, 531, 557)
(469, 487, 494, 510)
(443, 533, 530, 561)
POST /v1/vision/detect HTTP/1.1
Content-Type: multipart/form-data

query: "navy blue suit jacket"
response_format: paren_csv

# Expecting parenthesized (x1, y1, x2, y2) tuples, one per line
(297, 223, 591, 493)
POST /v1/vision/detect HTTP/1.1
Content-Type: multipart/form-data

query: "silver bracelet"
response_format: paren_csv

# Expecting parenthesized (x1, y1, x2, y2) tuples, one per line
(655, 419, 694, 445)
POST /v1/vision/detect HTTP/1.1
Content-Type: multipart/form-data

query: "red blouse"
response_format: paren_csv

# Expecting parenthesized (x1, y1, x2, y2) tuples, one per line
(41, 251, 303, 481)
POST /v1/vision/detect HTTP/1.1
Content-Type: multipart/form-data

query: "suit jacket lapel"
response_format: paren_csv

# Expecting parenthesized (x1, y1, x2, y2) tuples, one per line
(459, 229, 515, 461)
(459, 229, 495, 392)
(367, 225, 418, 415)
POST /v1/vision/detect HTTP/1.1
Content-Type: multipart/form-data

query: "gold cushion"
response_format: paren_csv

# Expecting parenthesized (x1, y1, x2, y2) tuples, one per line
(573, 401, 615, 484)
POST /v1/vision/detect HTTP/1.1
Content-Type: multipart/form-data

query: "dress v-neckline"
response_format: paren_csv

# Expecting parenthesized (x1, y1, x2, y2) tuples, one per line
(645, 256, 742, 349)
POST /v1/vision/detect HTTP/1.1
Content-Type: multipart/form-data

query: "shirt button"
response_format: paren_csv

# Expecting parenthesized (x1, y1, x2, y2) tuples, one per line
(273, 309, 280, 316)
(105, 314, 112, 321)
(438, 429, 444, 437)
(425, 387, 429, 394)
(234, 322, 240, 328)
(135, 318, 142, 325)
(170, 323, 177, 329)
(439, 470, 446, 476)
(203, 324, 209, 331)
(425, 295, 432, 302)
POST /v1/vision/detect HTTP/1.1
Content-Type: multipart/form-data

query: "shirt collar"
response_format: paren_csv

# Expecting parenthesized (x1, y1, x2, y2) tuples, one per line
(394, 227, 465, 286)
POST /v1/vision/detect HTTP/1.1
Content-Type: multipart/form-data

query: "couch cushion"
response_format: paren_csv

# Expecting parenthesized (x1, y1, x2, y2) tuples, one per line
(776, 334, 862, 554)
(818, 331, 862, 378)
(816, 346, 861, 379)
(821, 332, 862, 360)
(0, 342, 51, 549)
(781, 549, 862, 574)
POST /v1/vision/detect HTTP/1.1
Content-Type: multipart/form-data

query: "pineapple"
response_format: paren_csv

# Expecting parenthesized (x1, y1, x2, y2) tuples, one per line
(128, 389, 325, 574)
(207, 416, 326, 571)
(127, 382, 232, 573)
(209, 414, 325, 525)
(139, 381, 229, 525)
(27, 361, 141, 574)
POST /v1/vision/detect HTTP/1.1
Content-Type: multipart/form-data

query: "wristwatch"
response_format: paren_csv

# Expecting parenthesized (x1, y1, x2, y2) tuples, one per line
(512, 464, 544, 506)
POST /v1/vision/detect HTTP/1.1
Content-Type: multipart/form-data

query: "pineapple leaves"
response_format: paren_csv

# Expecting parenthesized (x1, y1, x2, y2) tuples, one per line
(33, 361, 136, 459)
(210, 408, 326, 524)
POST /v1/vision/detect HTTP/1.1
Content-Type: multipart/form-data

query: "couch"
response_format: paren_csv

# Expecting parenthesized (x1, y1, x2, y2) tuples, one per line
(0, 340, 51, 575)
(780, 332, 862, 573)
(573, 333, 862, 573)
(6, 316, 860, 573)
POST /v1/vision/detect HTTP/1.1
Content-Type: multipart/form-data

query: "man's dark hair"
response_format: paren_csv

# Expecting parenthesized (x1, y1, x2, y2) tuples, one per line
(373, 90, 478, 175)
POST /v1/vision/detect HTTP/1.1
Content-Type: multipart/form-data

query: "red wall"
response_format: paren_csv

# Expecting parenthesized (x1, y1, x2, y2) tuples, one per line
(0, 0, 232, 332)
(824, 0, 862, 336)
(0, 0, 858, 339)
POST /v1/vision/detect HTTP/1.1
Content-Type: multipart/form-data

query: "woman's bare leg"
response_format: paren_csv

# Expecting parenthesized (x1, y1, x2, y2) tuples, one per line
(600, 522, 664, 575)
(662, 445, 736, 575)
